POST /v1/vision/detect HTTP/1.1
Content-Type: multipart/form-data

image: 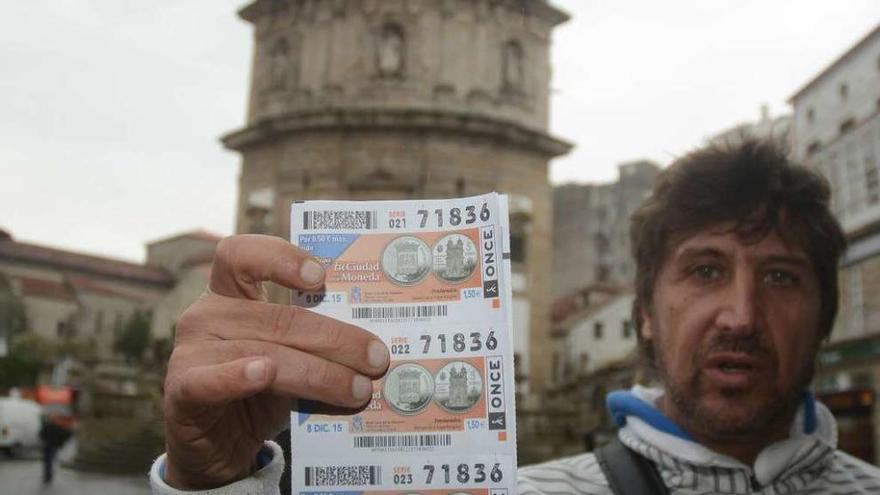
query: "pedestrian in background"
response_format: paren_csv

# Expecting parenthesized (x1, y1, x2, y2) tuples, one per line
(39, 413, 71, 484)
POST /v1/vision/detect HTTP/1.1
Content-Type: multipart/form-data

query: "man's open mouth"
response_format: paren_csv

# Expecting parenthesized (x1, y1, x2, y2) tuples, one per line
(703, 353, 764, 385)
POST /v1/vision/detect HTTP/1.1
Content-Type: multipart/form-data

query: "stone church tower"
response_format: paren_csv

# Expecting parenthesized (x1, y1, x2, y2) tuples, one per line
(222, 0, 571, 392)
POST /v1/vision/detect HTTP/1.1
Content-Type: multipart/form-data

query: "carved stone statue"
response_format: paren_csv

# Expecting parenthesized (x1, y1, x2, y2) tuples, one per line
(377, 24, 405, 78)
(267, 38, 289, 91)
(502, 40, 524, 92)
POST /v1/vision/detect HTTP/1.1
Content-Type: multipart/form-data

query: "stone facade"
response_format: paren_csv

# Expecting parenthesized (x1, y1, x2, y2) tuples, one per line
(552, 160, 659, 298)
(223, 0, 572, 391)
(790, 22, 880, 463)
(790, 24, 880, 234)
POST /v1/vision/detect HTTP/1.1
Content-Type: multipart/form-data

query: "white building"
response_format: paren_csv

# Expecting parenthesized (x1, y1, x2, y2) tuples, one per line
(789, 24, 880, 236)
(708, 104, 791, 148)
(552, 289, 636, 385)
(788, 23, 880, 463)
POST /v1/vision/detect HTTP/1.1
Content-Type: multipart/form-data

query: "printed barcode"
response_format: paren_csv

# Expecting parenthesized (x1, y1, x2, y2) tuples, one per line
(354, 434, 452, 449)
(351, 305, 449, 320)
(303, 210, 378, 230)
(303, 465, 382, 487)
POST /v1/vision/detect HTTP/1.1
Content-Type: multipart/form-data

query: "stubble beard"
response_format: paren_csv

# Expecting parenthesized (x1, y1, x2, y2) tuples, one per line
(653, 329, 814, 442)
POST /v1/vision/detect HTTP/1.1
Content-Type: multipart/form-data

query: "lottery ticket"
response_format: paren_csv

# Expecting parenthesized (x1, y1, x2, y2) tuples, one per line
(290, 193, 516, 495)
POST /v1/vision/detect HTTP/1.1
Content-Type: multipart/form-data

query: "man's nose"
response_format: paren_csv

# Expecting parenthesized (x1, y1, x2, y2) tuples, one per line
(716, 273, 759, 333)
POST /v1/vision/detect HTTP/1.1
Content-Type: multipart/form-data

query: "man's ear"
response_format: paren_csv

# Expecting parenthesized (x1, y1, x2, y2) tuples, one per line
(640, 306, 654, 340)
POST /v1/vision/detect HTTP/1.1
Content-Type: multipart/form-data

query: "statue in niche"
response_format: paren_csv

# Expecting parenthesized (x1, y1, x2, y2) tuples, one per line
(245, 206, 272, 235)
(245, 188, 274, 234)
(267, 38, 289, 91)
(377, 23, 405, 78)
(502, 40, 524, 93)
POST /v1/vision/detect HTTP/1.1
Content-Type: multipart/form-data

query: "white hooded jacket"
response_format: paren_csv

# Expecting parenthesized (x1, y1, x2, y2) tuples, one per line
(518, 386, 880, 494)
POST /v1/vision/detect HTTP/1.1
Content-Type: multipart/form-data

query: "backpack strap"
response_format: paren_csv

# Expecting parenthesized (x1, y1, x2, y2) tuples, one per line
(595, 436, 670, 495)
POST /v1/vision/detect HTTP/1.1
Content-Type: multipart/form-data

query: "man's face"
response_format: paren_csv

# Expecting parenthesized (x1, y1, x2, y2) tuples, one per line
(643, 224, 823, 439)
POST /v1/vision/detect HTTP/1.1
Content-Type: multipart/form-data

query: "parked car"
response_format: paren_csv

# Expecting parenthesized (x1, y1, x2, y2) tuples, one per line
(0, 397, 42, 457)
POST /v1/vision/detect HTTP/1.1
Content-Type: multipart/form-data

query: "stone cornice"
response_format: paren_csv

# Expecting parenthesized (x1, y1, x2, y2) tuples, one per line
(238, 0, 569, 27)
(221, 107, 573, 158)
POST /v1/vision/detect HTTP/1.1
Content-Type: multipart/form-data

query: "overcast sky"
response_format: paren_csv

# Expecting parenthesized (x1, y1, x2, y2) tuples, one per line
(1, 1, 879, 263)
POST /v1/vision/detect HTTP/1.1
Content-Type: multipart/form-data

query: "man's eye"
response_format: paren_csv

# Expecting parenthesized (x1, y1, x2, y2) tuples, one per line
(765, 269, 798, 287)
(693, 265, 721, 281)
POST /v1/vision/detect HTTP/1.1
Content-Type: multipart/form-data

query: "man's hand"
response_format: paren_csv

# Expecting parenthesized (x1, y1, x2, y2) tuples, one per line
(162, 235, 390, 489)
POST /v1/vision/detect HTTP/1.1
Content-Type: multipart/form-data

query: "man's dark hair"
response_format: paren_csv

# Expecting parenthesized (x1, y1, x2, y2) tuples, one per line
(630, 139, 847, 375)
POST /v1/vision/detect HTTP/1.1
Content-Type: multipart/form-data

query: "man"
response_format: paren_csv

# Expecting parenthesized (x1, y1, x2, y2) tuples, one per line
(39, 413, 71, 484)
(150, 140, 880, 494)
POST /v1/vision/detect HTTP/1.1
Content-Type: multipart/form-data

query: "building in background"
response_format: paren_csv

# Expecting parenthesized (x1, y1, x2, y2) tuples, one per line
(0, 229, 219, 361)
(221, 0, 572, 394)
(707, 104, 791, 148)
(554, 290, 635, 384)
(516, 284, 638, 462)
(552, 160, 660, 298)
(788, 22, 880, 464)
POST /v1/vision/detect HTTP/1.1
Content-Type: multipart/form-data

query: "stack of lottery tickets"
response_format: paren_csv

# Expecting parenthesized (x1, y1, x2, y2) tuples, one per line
(290, 193, 516, 495)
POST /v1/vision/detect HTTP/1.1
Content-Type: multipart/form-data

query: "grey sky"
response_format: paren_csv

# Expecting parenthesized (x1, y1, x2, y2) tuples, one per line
(1, 1, 878, 263)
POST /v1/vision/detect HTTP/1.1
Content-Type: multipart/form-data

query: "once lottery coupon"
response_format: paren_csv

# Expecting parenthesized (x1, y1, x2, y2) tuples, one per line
(289, 193, 517, 495)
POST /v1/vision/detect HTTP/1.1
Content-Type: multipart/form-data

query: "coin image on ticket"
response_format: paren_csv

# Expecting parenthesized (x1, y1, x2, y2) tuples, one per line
(289, 193, 516, 495)
(432, 233, 478, 283)
(381, 235, 432, 286)
(434, 361, 483, 414)
(383, 362, 435, 415)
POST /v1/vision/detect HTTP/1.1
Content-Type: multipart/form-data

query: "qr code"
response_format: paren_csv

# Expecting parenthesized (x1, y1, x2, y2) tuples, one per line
(302, 210, 378, 230)
(303, 465, 382, 486)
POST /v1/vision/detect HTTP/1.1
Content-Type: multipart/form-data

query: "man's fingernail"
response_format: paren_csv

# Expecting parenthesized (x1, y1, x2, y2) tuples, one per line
(352, 375, 372, 401)
(245, 359, 267, 383)
(368, 341, 389, 369)
(300, 260, 324, 286)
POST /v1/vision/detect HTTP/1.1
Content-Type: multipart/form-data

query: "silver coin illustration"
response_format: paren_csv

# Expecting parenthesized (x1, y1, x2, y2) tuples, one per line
(433, 361, 483, 414)
(432, 233, 478, 283)
(381, 236, 432, 286)
(382, 362, 435, 415)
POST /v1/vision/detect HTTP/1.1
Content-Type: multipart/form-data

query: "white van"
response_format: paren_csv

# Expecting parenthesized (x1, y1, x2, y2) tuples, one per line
(0, 397, 42, 457)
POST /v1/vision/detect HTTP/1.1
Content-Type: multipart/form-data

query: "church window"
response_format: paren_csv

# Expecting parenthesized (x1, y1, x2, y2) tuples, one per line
(622, 320, 632, 339)
(865, 153, 879, 205)
(510, 233, 526, 263)
(839, 82, 849, 100)
(593, 322, 603, 340)
(455, 178, 465, 196)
